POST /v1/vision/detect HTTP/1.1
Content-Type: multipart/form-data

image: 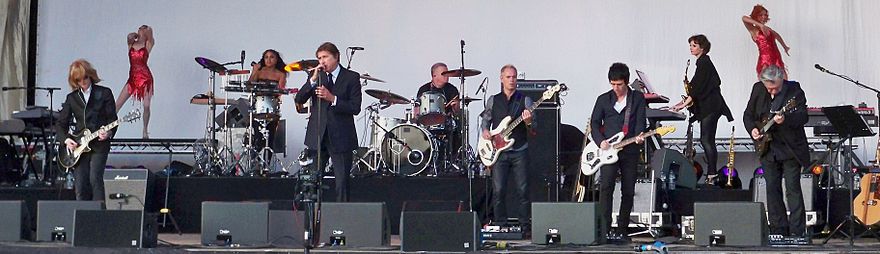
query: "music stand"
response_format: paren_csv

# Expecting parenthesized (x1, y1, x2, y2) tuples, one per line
(820, 106, 878, 247)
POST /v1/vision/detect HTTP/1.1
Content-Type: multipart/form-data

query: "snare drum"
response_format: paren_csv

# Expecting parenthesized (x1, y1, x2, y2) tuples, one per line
(416, 91, 447, 126)
(253, 95, 280, 120)
(381, 124, 435, 176)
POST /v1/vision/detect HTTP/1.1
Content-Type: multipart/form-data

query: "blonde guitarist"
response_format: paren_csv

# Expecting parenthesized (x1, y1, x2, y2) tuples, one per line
(590, 63, 647, 243)
(479, 65, 534, 227)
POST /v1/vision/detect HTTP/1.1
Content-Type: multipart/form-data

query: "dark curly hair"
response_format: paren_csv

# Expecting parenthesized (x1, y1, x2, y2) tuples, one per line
(259, 49, 287, 73)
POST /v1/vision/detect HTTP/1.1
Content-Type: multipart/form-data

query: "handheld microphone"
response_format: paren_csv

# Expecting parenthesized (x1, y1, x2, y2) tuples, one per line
(348, 46, 364, 50)
(460, 40, 465, 47)
(814, 64, 828, 73)
(475, 77, 489, 95)
(108, 193, 128, 199)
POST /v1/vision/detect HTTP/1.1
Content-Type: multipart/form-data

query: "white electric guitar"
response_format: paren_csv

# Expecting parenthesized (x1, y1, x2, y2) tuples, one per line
(580, 126, 676, 175)
(477, 84, 566, 166)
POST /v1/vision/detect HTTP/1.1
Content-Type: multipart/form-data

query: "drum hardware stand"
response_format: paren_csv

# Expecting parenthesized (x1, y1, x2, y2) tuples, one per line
(357, 102, 389, 175)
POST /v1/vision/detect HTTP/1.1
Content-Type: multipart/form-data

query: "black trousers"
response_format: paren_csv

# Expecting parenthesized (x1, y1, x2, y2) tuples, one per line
(598, 152, 639, 234)
(491, 149, 529, 225)
(74, 151, 108, 201)
(317, 133, 352, 202)
(699, 113, 721, 175)
(762, 157, 806, 236)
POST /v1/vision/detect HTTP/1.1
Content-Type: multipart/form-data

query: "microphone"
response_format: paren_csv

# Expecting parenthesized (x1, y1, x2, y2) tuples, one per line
(475, 77, 488, 95)
(2, 87, 25, 91)
(108, 193, 128, 199)
(814, 64, 829, 73)
(460, 40, 465, 47)
(348, 46, 364, 50)
(241, 50, 246, 68)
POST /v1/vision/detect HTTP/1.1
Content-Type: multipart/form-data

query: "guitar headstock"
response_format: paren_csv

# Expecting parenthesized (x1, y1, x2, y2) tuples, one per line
(654, 126, 676, 136)
(779, 98, 798, 114)
(121, 109, 142, 123)
(541, 83, 568, 100)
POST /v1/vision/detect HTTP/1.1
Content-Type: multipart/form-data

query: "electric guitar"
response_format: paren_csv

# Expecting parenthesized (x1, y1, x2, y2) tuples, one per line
(683, 116, 703, 180)
(854, 133, 880, 225)
(572, 119, 591, 202)
(581, 126, 676, 175)
(716, 126, 742, 189)
(477, 84, 566, 166)
(754, 98, 798, 157)
(58, 110, 141, 169)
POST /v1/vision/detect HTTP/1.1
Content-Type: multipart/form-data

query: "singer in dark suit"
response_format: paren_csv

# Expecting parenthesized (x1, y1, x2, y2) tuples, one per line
(56, 59, 118, 201)
(742, 64, 809, 237)
(294, 42, 362, 202)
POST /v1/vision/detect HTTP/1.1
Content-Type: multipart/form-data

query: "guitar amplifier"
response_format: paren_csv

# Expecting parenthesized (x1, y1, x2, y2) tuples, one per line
(516, 80, 560, 106)
(751, 174, 815, 211)
(103, 168, 154, 211)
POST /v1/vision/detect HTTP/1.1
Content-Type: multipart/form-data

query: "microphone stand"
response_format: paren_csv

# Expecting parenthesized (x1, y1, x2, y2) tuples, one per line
(346, 48, 356, 69)
(456, 40, 475, 212)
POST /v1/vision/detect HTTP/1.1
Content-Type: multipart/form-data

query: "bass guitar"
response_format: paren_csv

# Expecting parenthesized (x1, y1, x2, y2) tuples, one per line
(754, 98, 798, 157)
(58, 110, 141, 169)
(477, 84, 566, 166)
(716, 126, 742, 189)
(581, 126, 676, 175)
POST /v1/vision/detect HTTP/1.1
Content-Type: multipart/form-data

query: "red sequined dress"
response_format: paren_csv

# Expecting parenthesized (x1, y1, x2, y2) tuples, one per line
(753, 31, 785, 75)
(126, 47, 154, 100)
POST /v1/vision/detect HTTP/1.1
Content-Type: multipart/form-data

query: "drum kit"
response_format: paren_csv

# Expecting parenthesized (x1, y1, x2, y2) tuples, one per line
(190, 56, 300, 177)
(353, 70, 485, 177)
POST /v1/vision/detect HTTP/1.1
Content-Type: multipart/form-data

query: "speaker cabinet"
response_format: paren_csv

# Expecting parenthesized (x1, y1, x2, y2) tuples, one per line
(401, 211, 479, 252)
(695, 202, 767, 246)
(73, 210, 157, 248)
(36, 200, 103, 242)
(531, 202, 598, 244)
(651, 148, 697, 190)
(0, 200, 27, 241)
(103, 168, 155, 211)
(752, 174, 816, 211)
(201, 202, 268, 246)
(319, 202, 389, 247)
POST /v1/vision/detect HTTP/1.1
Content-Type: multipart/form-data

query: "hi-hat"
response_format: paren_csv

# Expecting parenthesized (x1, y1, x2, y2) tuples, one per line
(360, 74, 385, 83)
(284, 59, 319, 72)
(441, 68, 481, 78)
(195, 57, 227, 73)
(365, 89, 410, 104)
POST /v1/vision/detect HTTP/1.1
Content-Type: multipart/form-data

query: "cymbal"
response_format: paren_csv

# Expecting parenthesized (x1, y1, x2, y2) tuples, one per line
(365, 89, 410, 104)
(441, 68, 481, 78)
(448, 96, 482, 105)
(195, 57, 228, 73)
(284, 59, 319, 72)
(360, 74, 385, 83)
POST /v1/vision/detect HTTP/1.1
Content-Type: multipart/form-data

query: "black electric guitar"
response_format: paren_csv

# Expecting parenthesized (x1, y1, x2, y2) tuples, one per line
(754, 98, 798, 157)
(58, 110, 141, 169)
(683, 117, 703, 180)
(716, 126, 742, 189)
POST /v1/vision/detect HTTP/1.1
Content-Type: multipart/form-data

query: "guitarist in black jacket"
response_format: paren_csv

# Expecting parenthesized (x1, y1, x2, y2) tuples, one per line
(55, 59, 118, 201)
(742, 64, 809, 238)
(591, 63, 646, 243)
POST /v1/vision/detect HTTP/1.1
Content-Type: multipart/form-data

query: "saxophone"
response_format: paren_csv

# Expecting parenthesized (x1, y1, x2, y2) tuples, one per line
(726, 127, 736, 187)
(674, 59, 694, 110)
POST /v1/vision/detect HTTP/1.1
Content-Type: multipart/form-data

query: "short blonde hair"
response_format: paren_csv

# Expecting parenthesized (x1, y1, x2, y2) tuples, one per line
(67, 59, 101, 90)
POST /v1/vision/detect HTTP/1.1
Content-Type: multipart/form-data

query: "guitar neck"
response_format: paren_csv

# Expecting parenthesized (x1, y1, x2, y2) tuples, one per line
(83, 120, 120, 143)
(612, 129, 657, 149)
(501, 96, 548, 137)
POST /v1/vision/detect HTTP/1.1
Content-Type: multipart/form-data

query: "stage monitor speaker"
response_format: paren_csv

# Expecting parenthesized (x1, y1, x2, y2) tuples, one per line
(201, 201, 269, 246)
(73, 210, 157, 248)
(36, 200, 103, 242)
(695, 202, 767, 246)
(319, 202, 390, 247)
(651, 148, 697, 189)
(612, 179, 659, 214)
(531, 202, 598, 244)
(751, 174, 816, 211)
(103, 168, 155, 211)
(401, 211, 479, 252)
(0, 200, 27, 241)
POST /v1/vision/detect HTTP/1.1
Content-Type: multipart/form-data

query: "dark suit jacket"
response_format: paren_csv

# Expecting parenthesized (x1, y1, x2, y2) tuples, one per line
(742, 80, 810, 167)
(690, 54, 733, 122)
(294, 66, 362, 153)
(590, 88, 647, 154)
(55, 84, 118, 153)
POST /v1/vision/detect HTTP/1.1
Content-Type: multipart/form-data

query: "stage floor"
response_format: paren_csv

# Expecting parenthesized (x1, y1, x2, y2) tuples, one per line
(1, 233, 880, 253)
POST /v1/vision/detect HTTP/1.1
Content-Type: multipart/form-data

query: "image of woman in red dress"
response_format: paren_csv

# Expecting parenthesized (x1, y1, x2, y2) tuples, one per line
(115, 25, 155, 139)
(742, 4, 791, 79)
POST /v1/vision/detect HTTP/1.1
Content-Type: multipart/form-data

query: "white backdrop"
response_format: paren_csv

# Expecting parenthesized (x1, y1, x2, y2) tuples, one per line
(35, 0, 880, 166)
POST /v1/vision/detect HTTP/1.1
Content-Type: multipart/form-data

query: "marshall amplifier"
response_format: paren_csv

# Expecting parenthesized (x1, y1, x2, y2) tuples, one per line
(516, 80, 560, 106)
(103, 168, 155, 211)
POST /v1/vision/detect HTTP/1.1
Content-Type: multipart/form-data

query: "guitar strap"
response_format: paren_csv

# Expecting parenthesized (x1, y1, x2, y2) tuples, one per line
(622, 89, 633, 136)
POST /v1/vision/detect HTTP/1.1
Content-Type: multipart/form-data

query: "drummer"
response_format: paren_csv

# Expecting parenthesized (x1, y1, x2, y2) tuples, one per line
(249, 49, 288, 90)
(415, 62, 460, 115)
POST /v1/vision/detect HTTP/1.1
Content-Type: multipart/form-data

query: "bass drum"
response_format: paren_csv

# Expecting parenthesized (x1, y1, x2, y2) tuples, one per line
(381, 124, 435, 176)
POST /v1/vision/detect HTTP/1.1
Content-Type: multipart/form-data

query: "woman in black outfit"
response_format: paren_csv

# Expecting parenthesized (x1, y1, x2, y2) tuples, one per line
(673, 34, 734, 184)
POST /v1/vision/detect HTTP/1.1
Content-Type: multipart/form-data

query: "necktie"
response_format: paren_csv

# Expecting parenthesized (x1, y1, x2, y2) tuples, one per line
(327, 73, 335, 88)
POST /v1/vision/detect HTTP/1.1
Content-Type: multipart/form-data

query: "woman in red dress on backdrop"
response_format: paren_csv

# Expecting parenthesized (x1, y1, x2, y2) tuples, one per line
(115, 25, 155, 139)
(742, 4, 791, 79)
